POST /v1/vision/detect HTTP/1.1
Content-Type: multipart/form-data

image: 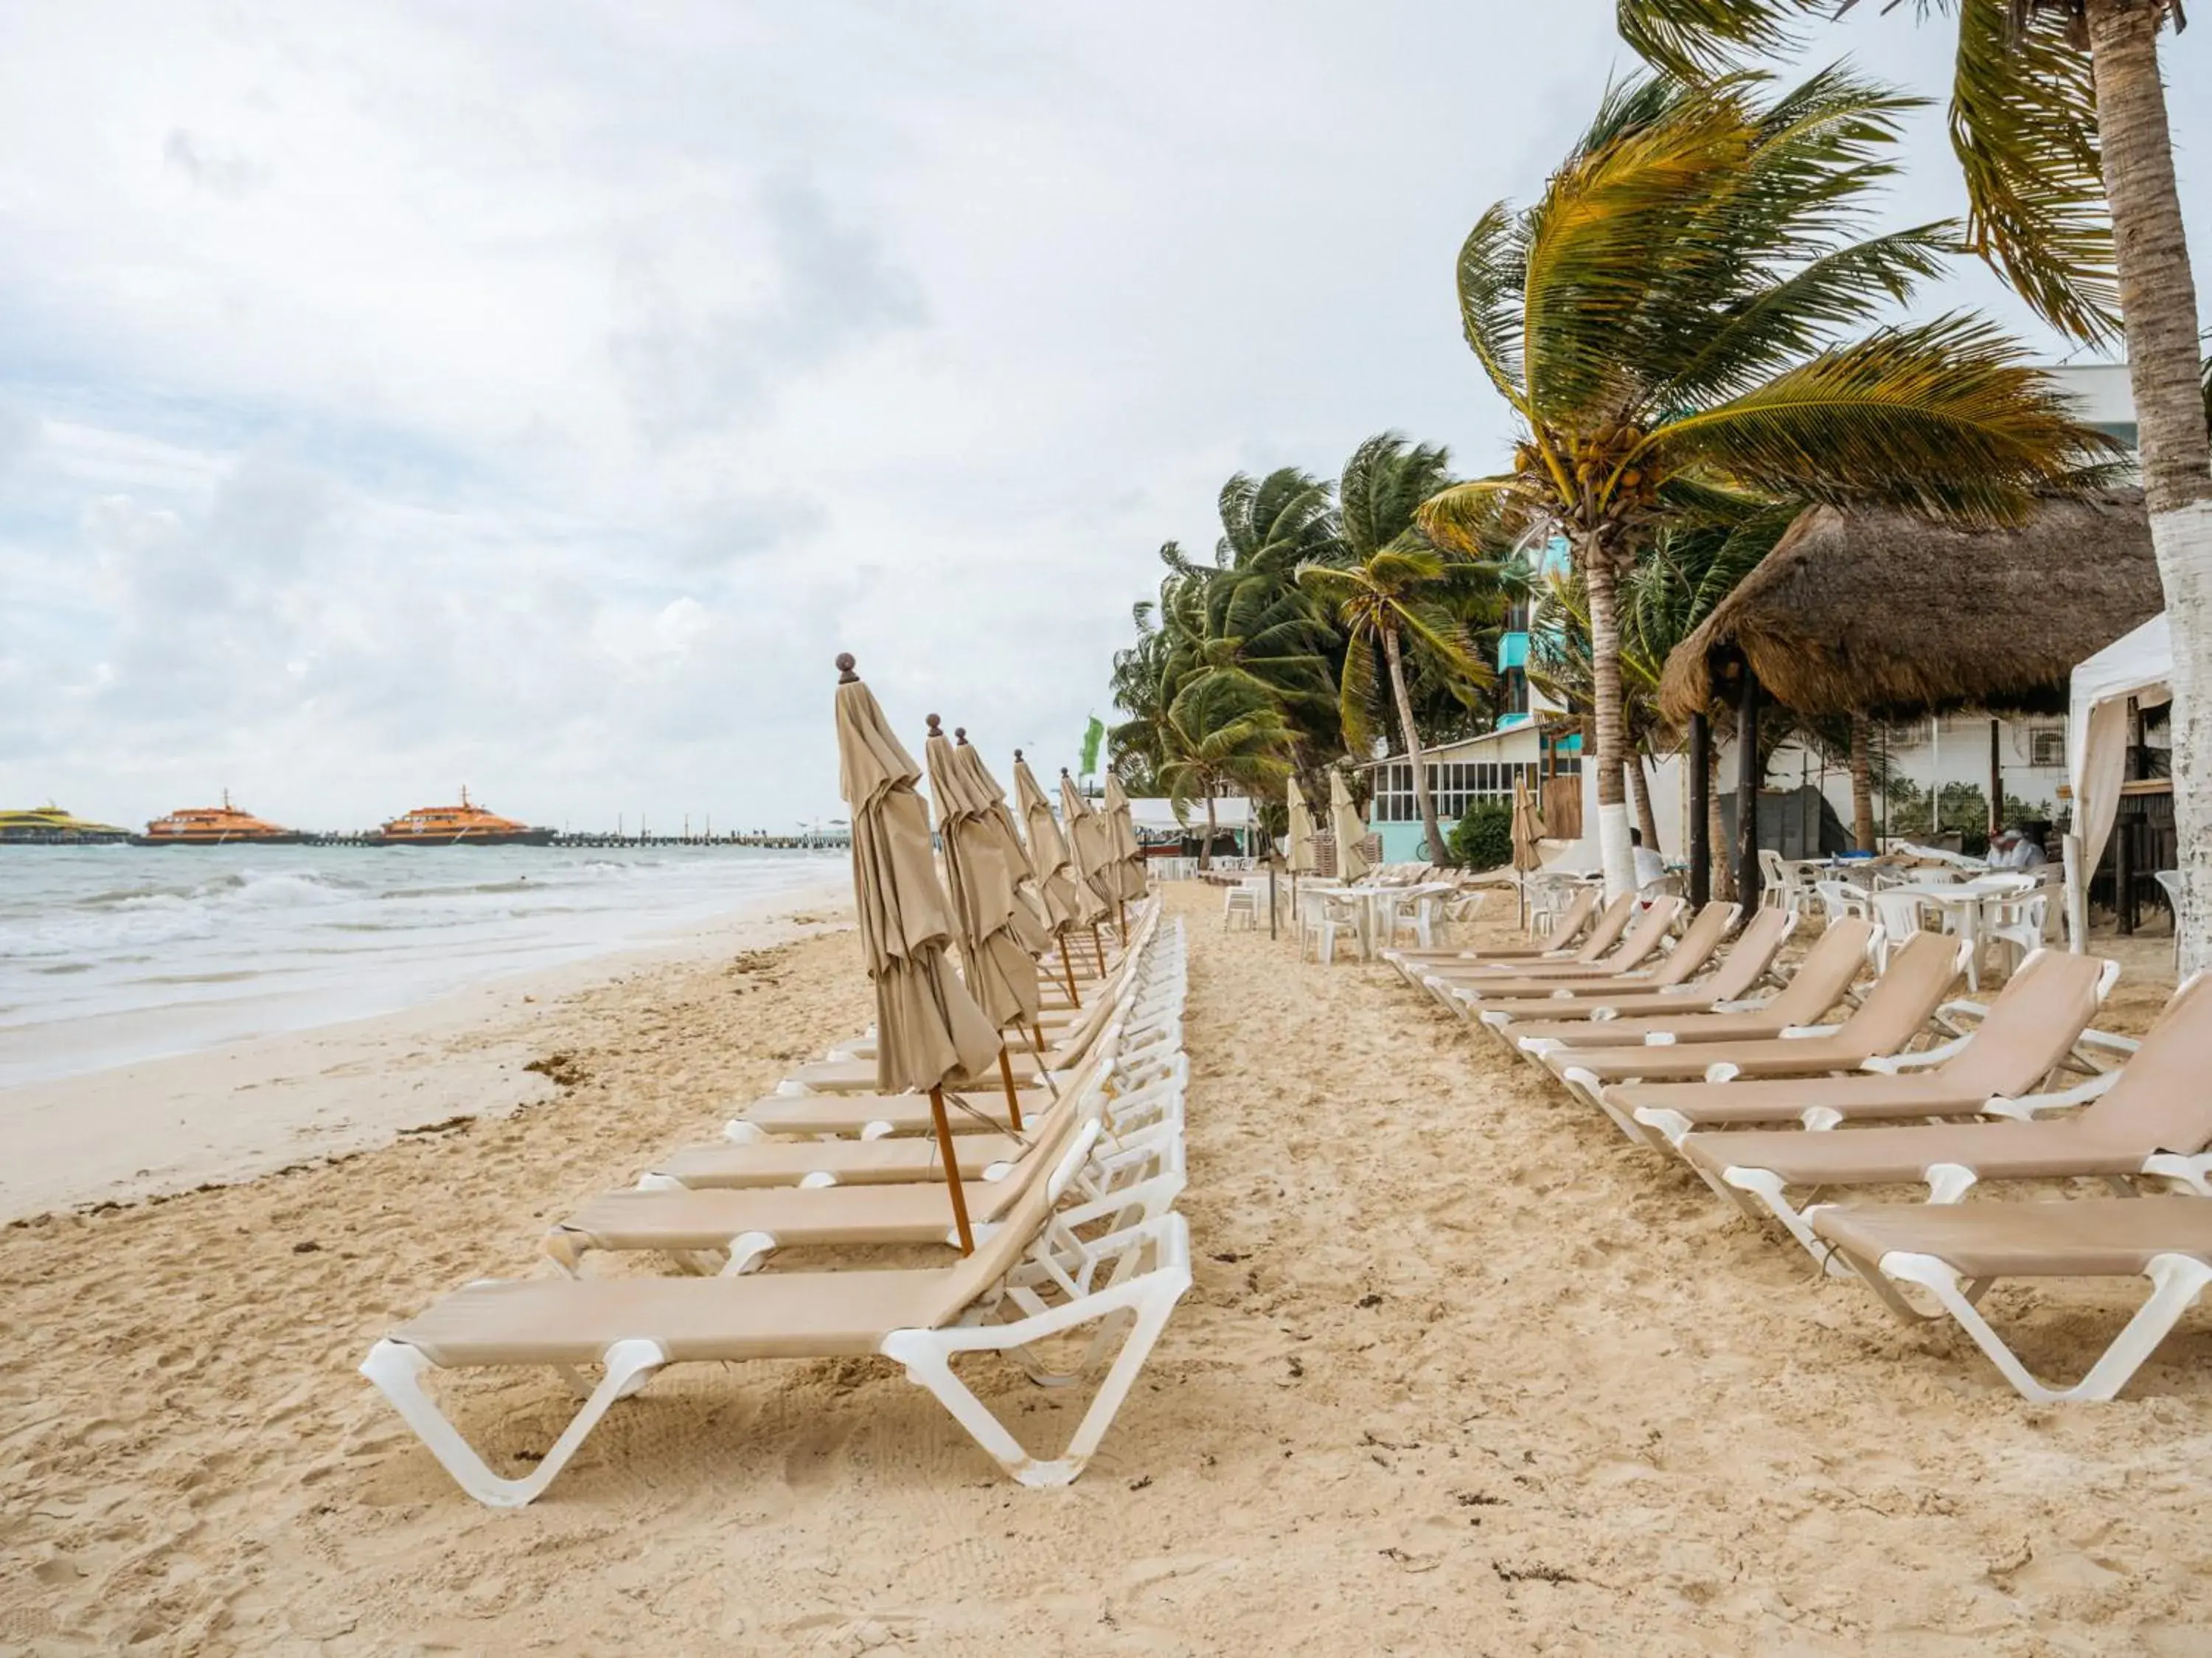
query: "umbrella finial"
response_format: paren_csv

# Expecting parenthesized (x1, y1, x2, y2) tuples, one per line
(954, 726, 968, 744)
(1014, 748, 1023, 761)
(925, 712, 942, 735)
(835, 653, 858, 683)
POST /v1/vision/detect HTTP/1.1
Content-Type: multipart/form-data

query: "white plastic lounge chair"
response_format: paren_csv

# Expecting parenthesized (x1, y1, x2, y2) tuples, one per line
(1673, 972, 2212, 1264)
(1380, 887, 1616, 985)
(1474, 906, 1786, 1044)
(361, 1122, 1191, 1508)
(1809, 1196, 2212, 1402)
(1614, 948, 2120, 1151)
(1547, 932, 1969, 1134)
(1511, 916, 1876, 1055)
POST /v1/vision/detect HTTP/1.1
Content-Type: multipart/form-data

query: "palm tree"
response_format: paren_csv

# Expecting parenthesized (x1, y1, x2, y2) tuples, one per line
(1615, 1, 2212, 966)
(1422, 68, 2113, 898)
(1152, 667, 1295, 868)
(1296, 435, 1512, 862)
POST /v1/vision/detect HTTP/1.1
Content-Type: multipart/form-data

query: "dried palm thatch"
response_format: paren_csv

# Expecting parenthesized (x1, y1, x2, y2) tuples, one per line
(1656, 489, 2159, 723)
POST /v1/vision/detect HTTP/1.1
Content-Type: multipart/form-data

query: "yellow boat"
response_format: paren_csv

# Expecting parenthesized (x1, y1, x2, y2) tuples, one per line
(0, 804, 134, 844)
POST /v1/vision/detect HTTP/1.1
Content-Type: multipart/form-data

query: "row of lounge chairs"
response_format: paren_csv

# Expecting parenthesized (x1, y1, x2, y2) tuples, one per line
(1381, 895, 2212, 1403)
(361, 901, 1192, 1507)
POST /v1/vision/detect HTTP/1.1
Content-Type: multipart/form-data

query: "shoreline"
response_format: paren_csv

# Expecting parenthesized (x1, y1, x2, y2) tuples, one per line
(0, 875, 855, 1223)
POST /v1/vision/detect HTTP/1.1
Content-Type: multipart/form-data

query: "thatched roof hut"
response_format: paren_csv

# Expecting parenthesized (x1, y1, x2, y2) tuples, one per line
(1656, 490, 2160, 723)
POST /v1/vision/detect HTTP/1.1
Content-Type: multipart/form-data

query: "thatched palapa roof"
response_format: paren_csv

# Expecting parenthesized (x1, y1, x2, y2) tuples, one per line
(1656, 490, 2160, 724)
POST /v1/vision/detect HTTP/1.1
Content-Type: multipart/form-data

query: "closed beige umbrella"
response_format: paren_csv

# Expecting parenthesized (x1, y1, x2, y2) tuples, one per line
(834, 656, 1002, 1252)
(924, 715, 1043, 1132)
(1512, 771, 1546, 929)
(1100, 774, 1149, 931)
(1329, 769, 1371, 882)
(1011, 751, 1088, 1003)
(950, 730, 1052, 957)
(1060, 769, 1113, 976)
(1287, 777, 1318, 877)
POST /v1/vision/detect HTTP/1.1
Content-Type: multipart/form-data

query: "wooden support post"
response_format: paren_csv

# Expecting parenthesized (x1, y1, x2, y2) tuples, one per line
(1736, 674, 1762, 912)
(1687, 712, 1711, 910)
(927, 1087, 975, 1255)
(1989, 717, 2003, 838)
(995, 1046, 1023, 1134)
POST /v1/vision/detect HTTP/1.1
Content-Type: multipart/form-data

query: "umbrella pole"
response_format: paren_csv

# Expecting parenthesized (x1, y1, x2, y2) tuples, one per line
(1059, 943, 1082, 1006)
(927, 1087, 975, 1254)
(1116, 897, 1127, 939)
(1089, 924, 1107, 978)
(1024, 1020, 1062, 1099)
(995, 1044, 1024, 1133)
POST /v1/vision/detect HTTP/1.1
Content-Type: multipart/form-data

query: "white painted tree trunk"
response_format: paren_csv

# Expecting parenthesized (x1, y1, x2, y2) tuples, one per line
(2086, 0, 2212, 975)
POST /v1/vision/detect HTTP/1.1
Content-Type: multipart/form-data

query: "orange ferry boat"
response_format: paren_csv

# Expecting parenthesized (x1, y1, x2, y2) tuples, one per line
(135, 791, 305, 846)
(372, 788, 554, 847)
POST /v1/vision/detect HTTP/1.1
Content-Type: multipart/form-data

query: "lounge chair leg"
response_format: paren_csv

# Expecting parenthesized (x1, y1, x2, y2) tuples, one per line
(361, 1337, 667, 1509)
(2142, 1152, 2212, 1196)
(1924, 1163, 1979, 1204)
(877, 1219, 1191, 1486)
(717, 1231, 778, 1276)
(1720, 1167, 1843, 1269)
(1875, 1252, 2212, 1403)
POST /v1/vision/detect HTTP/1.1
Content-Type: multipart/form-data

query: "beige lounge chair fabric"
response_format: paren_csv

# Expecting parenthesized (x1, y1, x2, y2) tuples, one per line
(1551, 929, 1962, 1086)
(1476, 906, 1791, 1026)
(1441, 899, 1711, 999)
(1610, 949, 2112, 1131)
(1812, 1194, 2212, 1282)
(1512, 917, 1874, 1049)
(654, 1134, 1026, 1188)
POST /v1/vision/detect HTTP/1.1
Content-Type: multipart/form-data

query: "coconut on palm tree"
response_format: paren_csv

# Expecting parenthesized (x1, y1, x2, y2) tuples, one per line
(1422, 67, 2115, 898)
(1615, 0, 2212, 965)
(1297, 433, 1512, 863)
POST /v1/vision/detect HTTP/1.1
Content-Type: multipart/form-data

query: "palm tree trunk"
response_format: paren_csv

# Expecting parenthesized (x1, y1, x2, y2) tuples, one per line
(1627, 746, 1660, 857)
(1200, 788, 1217, 871)
(1382, 627, 1445, 863)
(2085, 0, 2212, 973)
(1707, 742, 1733, 901)
(1583, 544, 1636, 899)
(1849, 712, 1876, 853)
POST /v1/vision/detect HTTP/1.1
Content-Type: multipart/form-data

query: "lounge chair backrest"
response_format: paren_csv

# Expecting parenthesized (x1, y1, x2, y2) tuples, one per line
(2081, 971, 2212, 1150)
(934, 1117, 1107, 1317)
(1649, 902, 1739, 987)
(1700, 906, 1794, 999)
(1935, 949, 2115, 1095)
(1571, 895, 1639, 962)
(1604, 896, 1686, 969)
(1837, 931, 1967, 1051)
(1767, 917, 1877, 1021)
(1543, 885, 1600, 946)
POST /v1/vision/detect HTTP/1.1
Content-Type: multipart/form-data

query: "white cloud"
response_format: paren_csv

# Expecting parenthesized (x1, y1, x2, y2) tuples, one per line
(0, 1, 2202, 835)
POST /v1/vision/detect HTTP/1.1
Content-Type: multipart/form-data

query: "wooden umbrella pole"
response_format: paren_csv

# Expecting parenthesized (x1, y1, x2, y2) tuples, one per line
(1060, 942, 1082, 1005)
(1090, 923, 1108, 978)
(927, 1086, 975, 1254)
(995, 1044, 1024, 1133)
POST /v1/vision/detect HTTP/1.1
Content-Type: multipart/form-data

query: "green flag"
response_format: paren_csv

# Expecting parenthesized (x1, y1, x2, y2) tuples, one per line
(1079, 715, 1105, 778)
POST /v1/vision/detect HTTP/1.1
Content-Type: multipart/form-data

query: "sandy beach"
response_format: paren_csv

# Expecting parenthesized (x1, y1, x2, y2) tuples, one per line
(3, 881, 2208, 1654)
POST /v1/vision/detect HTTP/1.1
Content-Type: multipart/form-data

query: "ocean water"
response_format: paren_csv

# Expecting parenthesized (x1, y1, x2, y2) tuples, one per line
(0, 845, 844, 1089)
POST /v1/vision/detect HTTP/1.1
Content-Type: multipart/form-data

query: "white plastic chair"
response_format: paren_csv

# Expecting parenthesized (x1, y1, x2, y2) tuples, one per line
(1869, 890, 1927, 969)
(1980, 888, 2048, 975)
(1221, 881, 1261, 932)
(1815, 878, 1871, 928)
(1300, 889, 1366, 965)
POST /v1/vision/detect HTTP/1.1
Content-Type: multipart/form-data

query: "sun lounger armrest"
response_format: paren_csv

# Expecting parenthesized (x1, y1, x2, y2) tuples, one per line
(1862, 1033, 1969, 1074)
(1778, 1024, 1837, 1039)
(2072, 1026, 2141, 1064)
(1979, 1068, 2122, 1121)
(1708, 999, 1763, 1013)
(1929, 998, 1989, 1038)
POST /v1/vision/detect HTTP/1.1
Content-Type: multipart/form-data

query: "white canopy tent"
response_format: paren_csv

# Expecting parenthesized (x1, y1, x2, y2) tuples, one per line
(2063, 611, 2172, 948)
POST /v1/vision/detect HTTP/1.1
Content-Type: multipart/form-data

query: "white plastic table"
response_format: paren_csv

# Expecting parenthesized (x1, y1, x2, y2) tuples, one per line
(1886, 878, 2031, 992)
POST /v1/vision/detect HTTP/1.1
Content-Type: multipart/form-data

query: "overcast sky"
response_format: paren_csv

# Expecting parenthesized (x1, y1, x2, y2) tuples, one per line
(1, 2, 2203, 833)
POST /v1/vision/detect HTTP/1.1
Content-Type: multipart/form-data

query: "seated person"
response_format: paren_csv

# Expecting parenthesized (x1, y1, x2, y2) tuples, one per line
(1630, 827, 1669, 889)
(1990, 828, 2048, 870)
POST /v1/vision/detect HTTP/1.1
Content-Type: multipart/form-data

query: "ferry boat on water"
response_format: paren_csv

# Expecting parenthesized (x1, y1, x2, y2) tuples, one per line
(0, 805, 133, 844)
(136, 791, 305, 846)
(372, 788, 554, 847)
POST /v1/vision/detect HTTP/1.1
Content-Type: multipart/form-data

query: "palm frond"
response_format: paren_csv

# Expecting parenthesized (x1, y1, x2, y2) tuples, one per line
(1643, 314, 2119, 521)
(1615, 0, 1807, 80)
(1951, 0, 2119, 344)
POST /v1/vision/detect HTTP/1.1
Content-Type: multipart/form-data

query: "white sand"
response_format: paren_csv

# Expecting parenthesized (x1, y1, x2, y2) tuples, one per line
(1, 883, 2207, 1654)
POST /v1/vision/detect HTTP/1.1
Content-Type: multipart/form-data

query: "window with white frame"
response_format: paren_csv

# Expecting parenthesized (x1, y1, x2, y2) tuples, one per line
(1370, 757, 1543, 824)
(2028, 728, 2065, 769)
